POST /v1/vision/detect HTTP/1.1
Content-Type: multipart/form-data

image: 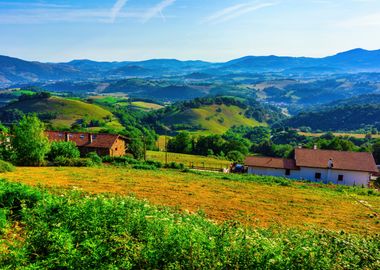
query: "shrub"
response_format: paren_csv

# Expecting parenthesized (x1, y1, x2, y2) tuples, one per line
(0, 160, 15, 173)
(53, 157, 94, 167)
(226, 150, 245, 163)
(165, 162, 185, 170)
(86, 152, 102, 165)
(132, 164, 157, 170)
(48, 141, 80, 161)
(145, 160, 162, 168)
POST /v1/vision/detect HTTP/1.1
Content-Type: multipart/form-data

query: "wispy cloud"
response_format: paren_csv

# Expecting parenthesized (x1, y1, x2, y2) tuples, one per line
(203, 2, 278, 24)
(142, 0, 176, 23)
(110, 0, 129, 23)
(339, 12, 380, 27)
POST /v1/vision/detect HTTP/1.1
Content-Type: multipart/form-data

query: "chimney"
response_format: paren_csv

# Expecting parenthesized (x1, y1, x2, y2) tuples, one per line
(89, 133, 93, 143)
(313, 144, 318, 150)
(328, 158, 334, 169)
(65, 133, 70, 142)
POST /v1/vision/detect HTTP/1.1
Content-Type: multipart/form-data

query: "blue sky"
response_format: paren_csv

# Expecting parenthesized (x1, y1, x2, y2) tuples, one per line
(0, 0, 380, 62)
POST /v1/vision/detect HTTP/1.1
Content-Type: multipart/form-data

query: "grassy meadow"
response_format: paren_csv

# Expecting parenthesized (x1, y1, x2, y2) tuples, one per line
(162, 104, 265, 134)
(299, 131, 380, 139)
(3, 96, 123, 130)
(2, 166, 379, 234)
(147, 150, 231, 168)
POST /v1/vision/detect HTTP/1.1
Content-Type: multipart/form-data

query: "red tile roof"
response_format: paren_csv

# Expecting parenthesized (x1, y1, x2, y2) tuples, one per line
(46, 131, 123, 149)
(295, 148, 378, 173)
(244, 156, 298, 170)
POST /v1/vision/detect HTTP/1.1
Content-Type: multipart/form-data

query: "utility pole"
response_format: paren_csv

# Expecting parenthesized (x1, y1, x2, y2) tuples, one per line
(165, 135, 168, 165)
(143, 135, 147, 161)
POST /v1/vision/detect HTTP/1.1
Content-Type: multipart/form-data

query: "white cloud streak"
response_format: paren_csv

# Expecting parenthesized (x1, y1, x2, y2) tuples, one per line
(110, 0, 129, 23)
(203, 2, 278, 24)
(339, 12, 380, 27)
(142, 0, 176, 23)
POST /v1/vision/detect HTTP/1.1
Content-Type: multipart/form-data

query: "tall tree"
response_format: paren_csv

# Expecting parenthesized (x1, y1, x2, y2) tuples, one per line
(11, 115, 50, 166)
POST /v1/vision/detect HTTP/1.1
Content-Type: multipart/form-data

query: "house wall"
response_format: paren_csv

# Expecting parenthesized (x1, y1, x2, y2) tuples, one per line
(248, 166, 370, 187)
(298, 167, 370, 187)
(79, 147, 110, 157)
(110, 138, 126, 157)
(247, 167, 300, 179)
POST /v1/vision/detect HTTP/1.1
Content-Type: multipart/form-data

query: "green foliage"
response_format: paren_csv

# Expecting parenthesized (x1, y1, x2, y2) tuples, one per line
(0, 160, 15, 173)
(11, 115, 50, 166)
(165, 162, 186, 170)
(0, 180, 379, 269)
(53, 157, 94, 167)
(48, 141, 80, 160)
(132, 163, 157, 170)
(167, 132, 193, 154)
(226, 150, 245, 163)
(86, 152, 102, 165)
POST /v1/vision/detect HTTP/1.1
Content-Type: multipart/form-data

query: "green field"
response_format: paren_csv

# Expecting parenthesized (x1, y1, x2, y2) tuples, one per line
(162, 104, 265, 134)
(299, 132, 380, 139)
(147, 150, 231, 168)
(131, 101, 163, 110)
(1, 167, 379, 268)
(2, 96, 123, 130)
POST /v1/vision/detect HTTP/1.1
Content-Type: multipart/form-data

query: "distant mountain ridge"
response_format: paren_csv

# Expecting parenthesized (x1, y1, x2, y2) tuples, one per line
(1, 48, 380, 86)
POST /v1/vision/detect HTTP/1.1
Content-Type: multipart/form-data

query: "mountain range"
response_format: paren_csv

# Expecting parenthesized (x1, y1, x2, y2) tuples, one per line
(1, 48, 380, 87)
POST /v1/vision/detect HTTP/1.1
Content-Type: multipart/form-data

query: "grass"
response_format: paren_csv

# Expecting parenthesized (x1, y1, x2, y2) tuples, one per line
(299, 132, 380, 139)
(131, 101, 163, 110)
(162, 104, 265, 134)
(147, 150, 231, 168)
(1, 179, 379, 269)
(2, 166, 380, 234)
(3, 96, 123, 130)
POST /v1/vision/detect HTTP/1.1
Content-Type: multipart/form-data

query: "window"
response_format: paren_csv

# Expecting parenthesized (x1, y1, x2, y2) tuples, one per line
(315, 172, 321, 179)
(338, 175, 344, 181)
(285, 169, 291, 176)
(80, 134, 85, 139)
(58, 133, 63, 137)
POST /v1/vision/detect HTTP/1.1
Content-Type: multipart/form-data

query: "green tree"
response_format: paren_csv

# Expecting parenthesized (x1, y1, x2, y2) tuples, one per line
(167, 132, 193, 154)
(372, 140, 380, 164)
(226, 150, 245, 163)
(48, 141, 80, 161)
(11, 115, 50, 166)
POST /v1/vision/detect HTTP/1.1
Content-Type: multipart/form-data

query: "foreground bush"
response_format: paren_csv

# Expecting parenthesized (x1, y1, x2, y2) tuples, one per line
(0, 180, 379, 269)
(0, 160, 14, 173)
(53, 157, 94, 167)
(48, 141, 80, 161)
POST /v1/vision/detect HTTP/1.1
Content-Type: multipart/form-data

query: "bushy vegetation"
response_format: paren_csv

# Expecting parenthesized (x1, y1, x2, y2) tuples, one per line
(48, 141, 80, 160)
(0, 160, 14, 173)
(11, 115, 50, 166)
(0, 180, 379, 269)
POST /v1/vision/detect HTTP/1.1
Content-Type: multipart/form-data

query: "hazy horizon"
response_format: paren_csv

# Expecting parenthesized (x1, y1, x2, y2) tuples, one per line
(1, 0, 380, 62)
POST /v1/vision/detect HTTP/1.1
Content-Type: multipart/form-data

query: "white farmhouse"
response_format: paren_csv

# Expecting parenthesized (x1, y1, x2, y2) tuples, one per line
(245, 148, 378, 187)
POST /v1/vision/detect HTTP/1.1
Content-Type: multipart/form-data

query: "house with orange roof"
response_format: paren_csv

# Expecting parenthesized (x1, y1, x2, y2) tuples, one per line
(46, 131, 128, 157)
(245, 148, 378, 187)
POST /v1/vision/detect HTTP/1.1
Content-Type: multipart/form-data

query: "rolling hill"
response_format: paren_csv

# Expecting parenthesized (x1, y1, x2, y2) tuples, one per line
(0, 95, 123, 130)
(282, 104, 380, 131)
(145, 96, 283, 135)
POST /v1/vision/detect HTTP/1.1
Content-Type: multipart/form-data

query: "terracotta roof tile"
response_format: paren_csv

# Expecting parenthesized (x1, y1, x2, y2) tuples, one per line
(46, 131, 121, 149)
(244, 156, 298, 170)
(295, 148, 378, 173)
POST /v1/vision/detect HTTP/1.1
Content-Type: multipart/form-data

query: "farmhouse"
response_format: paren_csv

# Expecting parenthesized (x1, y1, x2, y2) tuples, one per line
(245, 148, 378, 187)
(46, 131, 128, 157)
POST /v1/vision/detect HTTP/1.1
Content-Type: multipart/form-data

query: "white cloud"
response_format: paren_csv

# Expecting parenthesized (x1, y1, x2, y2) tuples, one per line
(110, 0, 129, 23)
(203, 2, 278, 24)
(339, 12, 380, 27)
(142, 0, 176, 23)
